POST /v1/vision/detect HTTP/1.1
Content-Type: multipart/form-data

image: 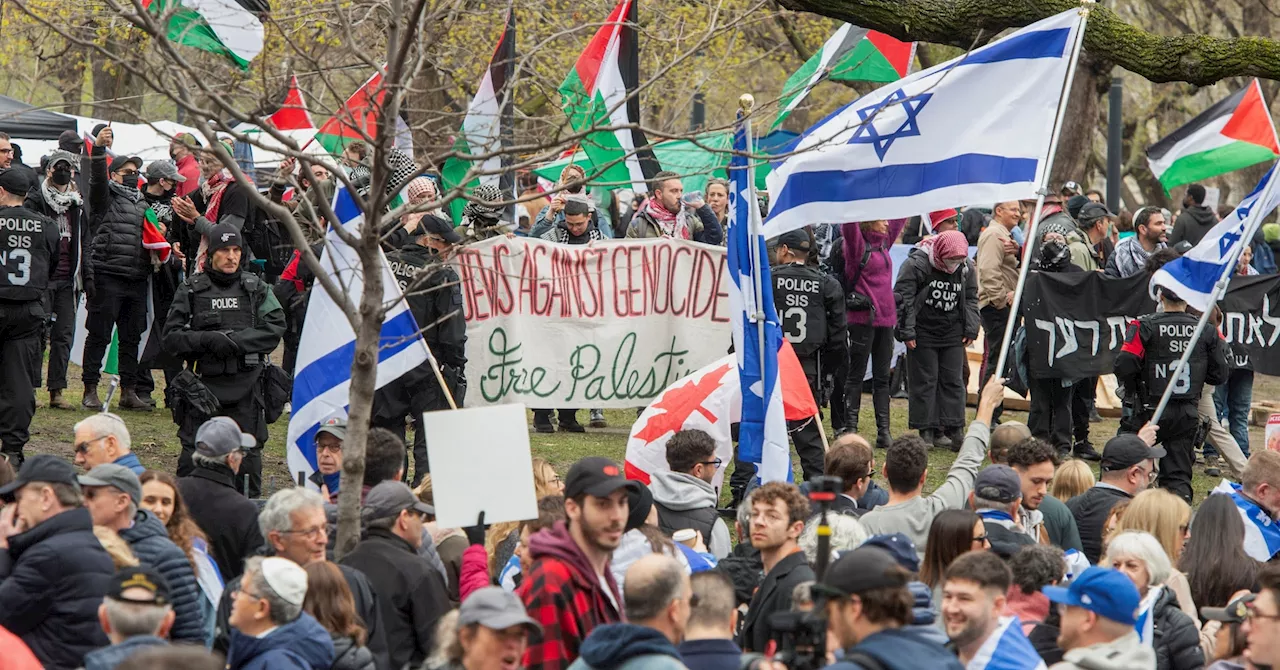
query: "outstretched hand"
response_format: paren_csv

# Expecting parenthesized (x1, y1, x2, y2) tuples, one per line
(977, 376, 1006, 423)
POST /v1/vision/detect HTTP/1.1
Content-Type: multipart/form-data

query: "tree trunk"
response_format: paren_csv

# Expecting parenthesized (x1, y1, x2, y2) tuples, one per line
(333, 243, 386, 559)
(1049, 53, 1106, 188)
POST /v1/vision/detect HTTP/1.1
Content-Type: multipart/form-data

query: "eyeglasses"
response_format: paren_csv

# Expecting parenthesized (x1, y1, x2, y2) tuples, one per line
(117, 169, 139, 176)
(700, 458, 723, 469)
(315, 443, 343, 454)
(231, 584, 263, 600)
(1247, 606, 1280, 622)
(863, 468, 877, 480)
(74, 435, 109, 454)
(279, 525, 326, 540)
(973, 534, 990, 545)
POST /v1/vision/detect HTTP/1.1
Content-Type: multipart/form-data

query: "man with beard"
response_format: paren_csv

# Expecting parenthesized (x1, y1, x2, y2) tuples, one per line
(162, 223, 285, 497)
(625, 171, 721, 244)
(1006, 437, 1083, 553)
(519, 457, 638, 670)
(737, 482, 814, 653)
(942, 551, 1042, 668)
(83, 126, 152, 411)
(24, 149, 89, 412)
(1105, 207, 1168, 278)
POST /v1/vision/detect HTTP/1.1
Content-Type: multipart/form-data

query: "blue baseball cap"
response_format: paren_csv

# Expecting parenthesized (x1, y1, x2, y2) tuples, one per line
(862, 533, 919, 573)
(1042, 566, 1140, 626)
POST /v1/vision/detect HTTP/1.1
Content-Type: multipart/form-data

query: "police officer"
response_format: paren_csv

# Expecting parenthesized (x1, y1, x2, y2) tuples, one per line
(0, 168, 59, 466)
(1115, 283, 1228, 503)
(162, 223, 285, 497)
(375, 214, 466, 485)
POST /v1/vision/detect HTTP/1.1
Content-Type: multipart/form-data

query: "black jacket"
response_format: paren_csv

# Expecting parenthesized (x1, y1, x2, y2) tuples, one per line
(215, 558, 391, 670)
(339, 528, 451, 670)
(88, 146, 150, 282)
(1152, 585, 1204, 670)
(177, 466, 265, 579)
(0, 507, 113, 669)
(894, 248, 978, 347)
(738, 551, 815, 653)
(1065, 485, 1133, 564)
(119, 509, 207, 643)
(25, 180, 91, 290)
(1170, 205, 1218, 248)
(331, 634, 377, 670)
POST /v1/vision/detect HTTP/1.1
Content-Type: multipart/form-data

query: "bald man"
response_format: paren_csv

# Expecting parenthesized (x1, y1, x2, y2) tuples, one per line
(569, 554, 692, 670)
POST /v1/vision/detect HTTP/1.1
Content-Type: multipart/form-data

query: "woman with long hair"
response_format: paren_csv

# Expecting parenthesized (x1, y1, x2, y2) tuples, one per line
(1105, 531, 1204, 670)
(920, 510, 988, 592)
(1179, 494, 1260, 613)
(841, 218, 908, 448)
(138, 469, 222, 644)
(706, 178, 729, 229)
(303, 561, 375, 670)
(1117, 489, 1196, 620)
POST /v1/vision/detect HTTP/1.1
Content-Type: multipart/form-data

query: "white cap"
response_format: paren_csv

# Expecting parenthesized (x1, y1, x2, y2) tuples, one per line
(260, 557, 308, 607)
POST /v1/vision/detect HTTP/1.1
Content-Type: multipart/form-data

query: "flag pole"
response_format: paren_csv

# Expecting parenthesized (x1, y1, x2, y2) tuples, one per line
(992, 1, 1092, 380)
(1150, 168, 1280, 424)
(741, 94, 768, 393)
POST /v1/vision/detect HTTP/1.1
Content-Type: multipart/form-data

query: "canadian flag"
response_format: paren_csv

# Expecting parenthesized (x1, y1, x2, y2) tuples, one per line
(624, 341, 819, 489)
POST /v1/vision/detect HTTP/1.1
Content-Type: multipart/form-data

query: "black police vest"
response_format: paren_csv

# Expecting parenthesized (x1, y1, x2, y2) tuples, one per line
(1137, 312, 1210, 403)
(772, 263, 827, 356)
(0, 205, 55, 301)
(188, 273, 261, 375)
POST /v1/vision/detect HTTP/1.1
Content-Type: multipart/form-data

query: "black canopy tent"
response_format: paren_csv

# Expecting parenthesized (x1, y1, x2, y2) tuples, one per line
(0, 94, 77, 140)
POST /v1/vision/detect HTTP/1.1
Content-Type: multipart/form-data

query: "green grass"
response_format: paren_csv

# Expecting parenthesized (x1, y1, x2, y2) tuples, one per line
(37, 363, 1272, 503)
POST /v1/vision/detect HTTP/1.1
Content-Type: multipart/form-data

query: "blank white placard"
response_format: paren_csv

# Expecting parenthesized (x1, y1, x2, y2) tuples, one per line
(423, 404, 539, 529)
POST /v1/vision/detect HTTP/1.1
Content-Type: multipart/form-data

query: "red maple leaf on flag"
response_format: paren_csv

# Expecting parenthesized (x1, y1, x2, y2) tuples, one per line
(634, 364, 732, 444)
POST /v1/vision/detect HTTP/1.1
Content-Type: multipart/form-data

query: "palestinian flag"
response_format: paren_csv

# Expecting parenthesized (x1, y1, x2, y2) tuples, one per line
(140, 0, 267, 70)
(441, 11, 515, 224)
(773, 25, 914, 129)
(260, 75, 314, 130)
(142, 209, 172, 263)
(1147, 79, 1280, 191)
(314, 70, 386, 154)
(558, 0, 661, 192)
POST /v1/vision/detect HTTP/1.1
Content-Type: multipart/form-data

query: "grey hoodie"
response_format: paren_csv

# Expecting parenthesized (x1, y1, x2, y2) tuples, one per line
(1050, 631, 1156, 670)
(647, 470, 732, 559)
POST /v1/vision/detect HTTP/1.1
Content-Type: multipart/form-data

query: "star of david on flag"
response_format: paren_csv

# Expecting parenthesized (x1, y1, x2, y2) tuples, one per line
(848, 89, 931, 161)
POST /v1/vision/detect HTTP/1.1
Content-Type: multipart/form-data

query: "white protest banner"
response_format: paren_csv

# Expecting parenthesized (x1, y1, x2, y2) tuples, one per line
(450, 236, 732, 408)
(424, 404, 539, 528)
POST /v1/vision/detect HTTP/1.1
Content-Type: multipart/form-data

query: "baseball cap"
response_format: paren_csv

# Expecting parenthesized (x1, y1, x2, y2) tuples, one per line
(0, 454, 79, 502)
(1043, 566, 1140, 626)
(194, 416, 256, 458)
(1061, 180, 1081, 195)
(172, 132, 202, 148)
(1079, 201, 1114, 224)
(1100, 434, 1166, 472)
(362, 480, 434, 521)
(107, 566, 171, 606)
(47, 149, 78, 170)
(459, 586, 542, 633)
(974, 465, 1022, 504)
(109, 155, 143, 174)
(421, 214, 463, 245)
(1201, 592, 1255, 624)
(144, 160, 186, 183)
(777, 229, 811, 251)
(0, 168, 32, 196)
(861, 533, 919, 573)
(316, 415, 348, 442)
(811, 546, 909, 599)
(564, 457, 641, 500)
(206, 222, 243, 255)
(927, 208, 959, 227)
(58, 129, 82, 154)
(78, 463, 142, 505)
(259, 556, 308, 608)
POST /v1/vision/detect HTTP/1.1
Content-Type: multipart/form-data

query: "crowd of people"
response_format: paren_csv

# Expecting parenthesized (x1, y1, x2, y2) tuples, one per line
(0, 121, 1275, 670)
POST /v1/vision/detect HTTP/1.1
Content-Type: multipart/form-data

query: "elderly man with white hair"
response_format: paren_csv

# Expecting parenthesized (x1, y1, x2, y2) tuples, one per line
(73, 412, 143, 474)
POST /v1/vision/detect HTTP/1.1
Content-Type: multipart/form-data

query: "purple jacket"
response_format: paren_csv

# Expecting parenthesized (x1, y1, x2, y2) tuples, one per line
(841, 219, 907, 327)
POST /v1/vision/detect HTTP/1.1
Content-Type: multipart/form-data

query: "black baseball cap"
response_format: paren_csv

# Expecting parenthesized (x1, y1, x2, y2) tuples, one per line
(812, 546, 909, 599)
(974, 465, 1023, 504)
(564, 457, 640, 500)
(0, 169, 31, 196)
(1079, 202, 1114, 224)
(0, 454, 79, 502)
(421, 214, 463, 245)
(107, 566, 171, 606)
(109, 155, 143, 174)
(777, 229, 811, 251)
(1101, 434, 1166, 472)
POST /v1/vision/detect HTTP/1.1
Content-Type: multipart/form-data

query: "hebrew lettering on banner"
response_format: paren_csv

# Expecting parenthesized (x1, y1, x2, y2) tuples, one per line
(448, 236, 732, 408)
(1024, 271, 1280, 378)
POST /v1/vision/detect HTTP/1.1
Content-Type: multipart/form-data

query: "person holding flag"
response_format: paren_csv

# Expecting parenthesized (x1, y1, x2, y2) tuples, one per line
(134, 159, 186, 409)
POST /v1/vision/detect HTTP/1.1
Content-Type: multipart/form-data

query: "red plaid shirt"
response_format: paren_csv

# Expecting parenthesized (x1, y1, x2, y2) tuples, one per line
(517, 527, 622, 670)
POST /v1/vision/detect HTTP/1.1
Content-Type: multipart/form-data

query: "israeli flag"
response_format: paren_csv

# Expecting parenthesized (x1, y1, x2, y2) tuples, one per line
(1213, 480, 1280, 562)
(763, 9, 1084, 238)
(967, 616, 1046, 670)
(1135, 585, 1162, 645)
(728, 116, 790, 484)
(286, 185, 432, 485)
(1151, 165, 1280, 312)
